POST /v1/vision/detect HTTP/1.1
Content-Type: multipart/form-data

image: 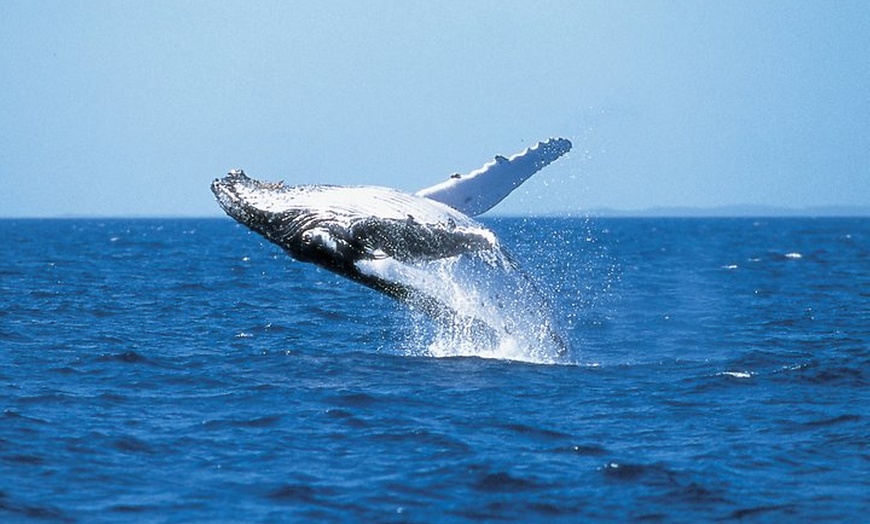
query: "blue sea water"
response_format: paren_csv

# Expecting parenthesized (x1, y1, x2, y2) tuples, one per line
(1, 217, 867, 522)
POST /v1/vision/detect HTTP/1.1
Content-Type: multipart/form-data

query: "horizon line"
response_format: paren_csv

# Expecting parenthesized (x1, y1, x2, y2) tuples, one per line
(1, 204, 869, 220)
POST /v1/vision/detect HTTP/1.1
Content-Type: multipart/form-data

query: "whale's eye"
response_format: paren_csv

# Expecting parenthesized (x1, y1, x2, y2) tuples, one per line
(301, 231, 312, 244)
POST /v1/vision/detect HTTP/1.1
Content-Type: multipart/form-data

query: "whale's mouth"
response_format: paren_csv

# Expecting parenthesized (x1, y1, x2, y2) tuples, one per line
(212, 169, 298, 221)
(211, 169, 284, 221)
(210, 169, 246, 215)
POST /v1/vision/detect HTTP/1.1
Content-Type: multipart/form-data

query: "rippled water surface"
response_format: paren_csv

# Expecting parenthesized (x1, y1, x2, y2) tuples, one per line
(1, 217, 867, 522)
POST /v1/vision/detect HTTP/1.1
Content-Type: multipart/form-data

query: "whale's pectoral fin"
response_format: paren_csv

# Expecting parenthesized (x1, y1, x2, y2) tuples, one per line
(350, 216, 496, 263)
(294, 225, 361, 270)
(415, 137, 572, 216)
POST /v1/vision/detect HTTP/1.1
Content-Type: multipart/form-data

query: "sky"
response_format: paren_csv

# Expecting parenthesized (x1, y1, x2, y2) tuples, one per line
(1, 1, 868, 217)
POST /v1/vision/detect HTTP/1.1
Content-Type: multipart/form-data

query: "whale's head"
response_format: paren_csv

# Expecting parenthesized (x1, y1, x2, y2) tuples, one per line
(212, 169, 282, 219)
(211, 170, 354, 267)
(211, 169, 291, 237)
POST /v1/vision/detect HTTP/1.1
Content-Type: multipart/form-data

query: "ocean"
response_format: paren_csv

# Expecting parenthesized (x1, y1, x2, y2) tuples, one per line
(1, 217, 867, 522)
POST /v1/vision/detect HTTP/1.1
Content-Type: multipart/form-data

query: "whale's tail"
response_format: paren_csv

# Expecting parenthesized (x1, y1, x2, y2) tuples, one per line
(415, 138, 572, 216)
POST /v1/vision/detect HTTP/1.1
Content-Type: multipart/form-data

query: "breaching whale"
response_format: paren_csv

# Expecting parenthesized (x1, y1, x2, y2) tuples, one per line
(212, 138, 572, 356)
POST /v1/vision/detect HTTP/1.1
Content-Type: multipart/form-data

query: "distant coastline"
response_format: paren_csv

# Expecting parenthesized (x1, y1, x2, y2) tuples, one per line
(1, 205, 869, 220)
(550, 205, 870, 218)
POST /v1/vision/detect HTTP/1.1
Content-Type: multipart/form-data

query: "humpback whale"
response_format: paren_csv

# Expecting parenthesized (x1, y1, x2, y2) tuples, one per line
(212, 138, 572, 356)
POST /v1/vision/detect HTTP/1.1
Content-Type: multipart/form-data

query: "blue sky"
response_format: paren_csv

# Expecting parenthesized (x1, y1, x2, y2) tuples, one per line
(1, 1, 868, 217)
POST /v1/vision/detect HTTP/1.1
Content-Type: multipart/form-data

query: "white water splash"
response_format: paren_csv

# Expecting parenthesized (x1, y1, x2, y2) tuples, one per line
(358, 248, 569, 364)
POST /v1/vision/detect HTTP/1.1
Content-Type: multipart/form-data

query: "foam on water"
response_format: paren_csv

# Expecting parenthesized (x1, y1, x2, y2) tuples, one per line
(425, 330, 540, 362)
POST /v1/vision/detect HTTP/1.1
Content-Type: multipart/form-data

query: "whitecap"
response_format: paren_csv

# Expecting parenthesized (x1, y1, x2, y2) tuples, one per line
(718, 370, 752, 379)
